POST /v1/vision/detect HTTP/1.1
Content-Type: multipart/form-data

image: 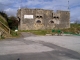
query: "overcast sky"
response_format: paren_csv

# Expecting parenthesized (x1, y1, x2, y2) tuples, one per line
(0, 0, 80, 22)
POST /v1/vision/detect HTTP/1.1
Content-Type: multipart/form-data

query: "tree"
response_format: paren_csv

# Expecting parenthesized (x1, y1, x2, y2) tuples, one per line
(8, 16, 18, 30)
(0, 11, 8, 21)
(0, 11, 18, 30)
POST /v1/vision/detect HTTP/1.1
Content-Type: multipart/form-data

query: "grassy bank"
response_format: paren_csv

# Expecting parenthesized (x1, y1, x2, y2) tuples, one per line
(61, 24, 80, 34)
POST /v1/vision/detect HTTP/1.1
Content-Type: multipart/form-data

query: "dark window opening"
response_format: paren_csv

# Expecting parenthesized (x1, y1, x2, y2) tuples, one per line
(40, 16, 42, 18)
(57, 17, 59, 19)
(36, 16, 39, 18)
(50, 21, 54, 23)
(53, 16, 59, 19)
(53, 16, 56, 18)
(36, 20, 41, 23)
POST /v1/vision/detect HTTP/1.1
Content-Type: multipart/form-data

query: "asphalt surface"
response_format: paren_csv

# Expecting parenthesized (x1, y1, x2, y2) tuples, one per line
(0, 32, 80, 60)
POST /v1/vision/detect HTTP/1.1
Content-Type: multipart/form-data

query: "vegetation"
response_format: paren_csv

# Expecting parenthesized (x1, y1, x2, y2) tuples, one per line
(20, 30, 52, 35)
(0, 11, 19, 38)
(0, 16, 8, 26)
(61, 24, 80, 34)
(0, 11, 8, 21)
(10, 30, 20, 37)
(0, 11, 18, 30)
(8, 16, 18, 30)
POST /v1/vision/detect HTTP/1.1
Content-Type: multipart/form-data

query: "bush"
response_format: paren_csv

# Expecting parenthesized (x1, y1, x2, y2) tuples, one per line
(10, 30, 18, 37)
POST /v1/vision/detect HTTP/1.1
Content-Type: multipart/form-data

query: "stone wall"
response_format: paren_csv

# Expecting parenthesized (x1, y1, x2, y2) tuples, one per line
(17, 8, 70, 30)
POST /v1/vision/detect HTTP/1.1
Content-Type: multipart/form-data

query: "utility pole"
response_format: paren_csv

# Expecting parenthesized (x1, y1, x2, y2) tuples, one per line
(68, 0, 70, 11)
(67, 0, 70, 28)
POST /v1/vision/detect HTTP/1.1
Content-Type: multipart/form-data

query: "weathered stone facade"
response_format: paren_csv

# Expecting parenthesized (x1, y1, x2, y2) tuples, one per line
(17, 8, 70, 30)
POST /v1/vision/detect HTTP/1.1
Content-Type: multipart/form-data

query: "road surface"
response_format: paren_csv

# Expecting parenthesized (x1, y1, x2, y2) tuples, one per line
(0, 33, 80, 60)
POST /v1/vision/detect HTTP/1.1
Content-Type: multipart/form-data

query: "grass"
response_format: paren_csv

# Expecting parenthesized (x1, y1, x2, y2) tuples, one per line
(0, 17, 8, 26)
(20, 30, 52, 35)
(61, 24, 80, 34)
(0, 16, 9, 33)
(10, 30, 20, 37)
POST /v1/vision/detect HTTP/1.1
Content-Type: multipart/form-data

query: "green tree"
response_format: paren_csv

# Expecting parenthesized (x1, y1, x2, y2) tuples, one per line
(0, 11, 8, 21)
(8, 16, 18, 30)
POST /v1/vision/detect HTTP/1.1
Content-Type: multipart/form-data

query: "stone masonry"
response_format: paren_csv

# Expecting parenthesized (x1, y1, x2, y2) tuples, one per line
(17, 8, 70, 30)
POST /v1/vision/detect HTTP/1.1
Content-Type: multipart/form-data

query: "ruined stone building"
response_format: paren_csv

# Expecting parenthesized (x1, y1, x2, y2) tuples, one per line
(17, 8, 70, 30)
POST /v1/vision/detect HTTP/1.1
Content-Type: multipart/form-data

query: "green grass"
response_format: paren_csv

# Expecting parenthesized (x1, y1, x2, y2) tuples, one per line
(20, 30, 52, 35)
(59, 24, 80, 36)
(10, 30, 19, 37)
(0, 16, 10, 33)
(0, 17, 8, 26)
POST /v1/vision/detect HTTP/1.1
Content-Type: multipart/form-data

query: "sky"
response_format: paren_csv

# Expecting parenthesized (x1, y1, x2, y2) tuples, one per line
(0, 0, 80, 23)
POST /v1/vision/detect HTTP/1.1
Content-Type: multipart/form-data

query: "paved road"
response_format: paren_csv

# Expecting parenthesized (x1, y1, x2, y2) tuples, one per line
(0, 33, 80, 60)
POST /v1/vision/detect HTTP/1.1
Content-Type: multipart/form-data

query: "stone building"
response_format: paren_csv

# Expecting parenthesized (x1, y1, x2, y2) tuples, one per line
(17, 8, 70, 30)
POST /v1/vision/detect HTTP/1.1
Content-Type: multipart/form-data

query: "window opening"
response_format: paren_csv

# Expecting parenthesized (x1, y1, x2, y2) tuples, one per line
(50, 20, 54, 23)
(36, 20, 41, 23)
